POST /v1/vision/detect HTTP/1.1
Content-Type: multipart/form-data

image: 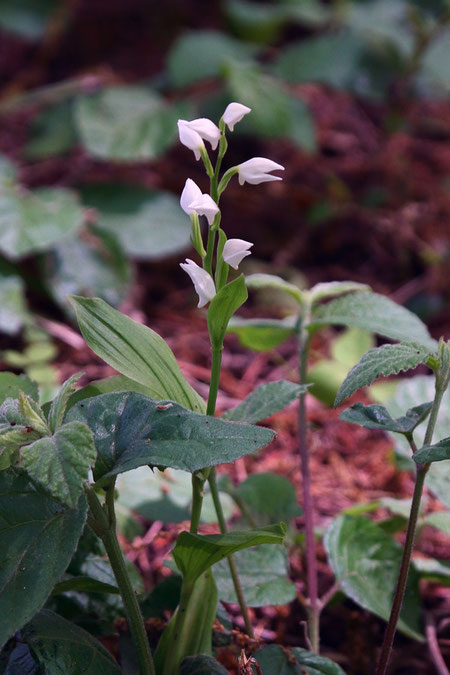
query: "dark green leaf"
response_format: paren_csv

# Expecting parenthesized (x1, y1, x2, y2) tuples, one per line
(67, 392, 274, 482)
(310, 291, 436, 349)
(254, 644, 346, 674)
(69, 295, 205, 413)
(75, 86, 179, 161)
(0, 469, 87, 648)
(52, 576, 119, 596)
(48, 373, 83, 433)
(0, 373, 38, 405)
(21, 421, 96, 507)
(227, 316, 296, 351)
(22, 610, 121, 673)
(167, 30, 257, 88)
(339, 401, 432, 434)
(180, 654, 229, 675)
(223, 380, 306, 424)
(413, 437, 450, 465)
(233, 472, 301, 525)
(335, 343, 434, 406)
(140, 575, 182, 619)
(214, 545, 296, 606)
(207, 275, 247, 349)
(324, 515, 423, 640)
(173, 524, 285, 584)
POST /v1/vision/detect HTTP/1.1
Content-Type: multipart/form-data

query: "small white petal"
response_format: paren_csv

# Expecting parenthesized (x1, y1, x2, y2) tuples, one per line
(222, 102, 252, 131)
(178, 120, 205, 160)
(180, 258, 216, 308)
(222, 238, 253, 269)
(237, 157, 285, 185)
(188, 193, 220, 226)
(182, 118, 221, 151)
(180, 178, 203, 216)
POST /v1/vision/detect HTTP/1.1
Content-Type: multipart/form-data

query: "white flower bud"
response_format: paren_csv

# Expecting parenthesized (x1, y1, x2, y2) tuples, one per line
(180, 259, 216, 308)
(222, 238, 253, 269)
(237, 157, 285, 185)
(181, 118, 221, 150)
(222, 102, 251, 131)
(188, 193, 220, 226)
(177, 120, 205, 160)
(180, 178, 203, 216)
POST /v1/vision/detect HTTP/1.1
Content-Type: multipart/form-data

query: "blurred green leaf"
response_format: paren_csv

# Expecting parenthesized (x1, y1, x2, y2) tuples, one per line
(0, 372, 38, 404)
(0, 0, 58, 39)
(233, 472, 301, 525)
(180, 654, 229, 675)
(0, 274, 29, 334)
(227, 316, 297, 351)
(25, 101, 77, 159)
(254, 644, 346, 674)
(422, 32, 450, 92)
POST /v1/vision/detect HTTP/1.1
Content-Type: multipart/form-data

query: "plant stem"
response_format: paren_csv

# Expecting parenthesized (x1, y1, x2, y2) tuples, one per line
(376, 378, 447, 675)
(207, 345, 223, 416)
(87, 487, 155, 675)
(209, 468, 254, 638)
(297, 311, 320, 653)
(190, 473, 205, 534)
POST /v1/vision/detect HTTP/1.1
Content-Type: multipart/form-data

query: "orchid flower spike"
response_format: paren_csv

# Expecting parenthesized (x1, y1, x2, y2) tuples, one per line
(180, 259, 216, 308)
(188, 193, 220, 226)
(180, 178, 203, 217)
(223, 238, 253, 269)
(222, 102, 251, 131)
(237, 157, 285, 185)
(177, 121, 205, 161)
(178, 118, 221, 151)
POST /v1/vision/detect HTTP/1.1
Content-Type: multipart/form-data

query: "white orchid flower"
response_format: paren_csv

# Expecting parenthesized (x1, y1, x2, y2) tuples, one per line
(180, 259, 216, 308)
(222, 102, 251, 131)
(180, 178, 203, 216)
(180, 118, 221, 150)
(188, 193, 220, 226)
(177, 121, 205, 160)
(237, 157, 285, 185)
(222, 238, 253, 269)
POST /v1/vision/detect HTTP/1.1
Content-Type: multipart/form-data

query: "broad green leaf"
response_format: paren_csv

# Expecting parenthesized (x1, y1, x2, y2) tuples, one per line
(75, 86, 179, 161)
(69, 295, 205, 413)
(21, 421, 96, 507)
(245, 273, 304, 304)
(25, 101, 77, 159)
(181, 654, 229, 675)
(52, 575, 119, 596)
(81, 183, 192, 260)
(0, 274, 29, 334)
(67, 392, 274, 482)
(0, 0, 58, 39)
(388, 376, 450, 508)
(254, 644, 346, 674)
(310, 291, 436, 349)
(0, 181, 84, 260)
(0, 373, 38, 405)
(309, 281, 370, 305)
(335, 343, 434, 406)
(167, 29, 257, 88)
(233, 472, 301, 525)
(116, 466, 234, 525)
(214, 545, 296, 607)
(48, 373, 83, 433)
(22, 610, 121, 673)
(173, 524, 285, 584)
(414, 437, 450, 465)
(227, 316, 296, 351)
(207, 275, 247, 349)
(339, 401, 432, 434)
(324, 515, 423, 640)
(223, 380, 306, 424)
(0, 469, 87, 648)
(424, 511, 450, 536)
(274, 31, 363, 89)
(43, 233, 132, 312)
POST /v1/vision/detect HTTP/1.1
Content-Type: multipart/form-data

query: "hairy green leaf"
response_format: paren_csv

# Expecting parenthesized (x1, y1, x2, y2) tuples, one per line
(335, 343, 434, 406)
(223, 380, 306, 424)
(208, 275, 247, 349)
(69, 295, 205, 413)
(0, 469, 87, 648)
(339, 401, 432, 434)
(67, 392, 274, 482)
(48, 373, 83, 432)
(414, 437, 450, 465)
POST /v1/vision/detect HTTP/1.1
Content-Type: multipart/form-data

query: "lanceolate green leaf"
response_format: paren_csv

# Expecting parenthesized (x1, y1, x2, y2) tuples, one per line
(413, 438, 450, 465)
(335, 343, 434, 406)
(21, 421, 96, 508)
(325, 515, 423, 641)
(21, 610, 122, 673)
(310, 291, 436, 349)
(207, 275, 247, 349)
(308, 281, 370, 305)
(69, 295, 205, 413)
(339, 401, 432, 434)
(223, 380, 306, 424)
(173, 524, 285, 584)
(0, 469, 87, 649)
(67, 392, 275, 482)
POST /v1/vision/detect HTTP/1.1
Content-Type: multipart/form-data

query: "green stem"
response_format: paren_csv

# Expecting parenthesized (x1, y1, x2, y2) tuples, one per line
(207, 346, 223, 416)
(190, 473, 205, 534)
(87, 487, 155, 675)
(376, 378, 447, 675)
